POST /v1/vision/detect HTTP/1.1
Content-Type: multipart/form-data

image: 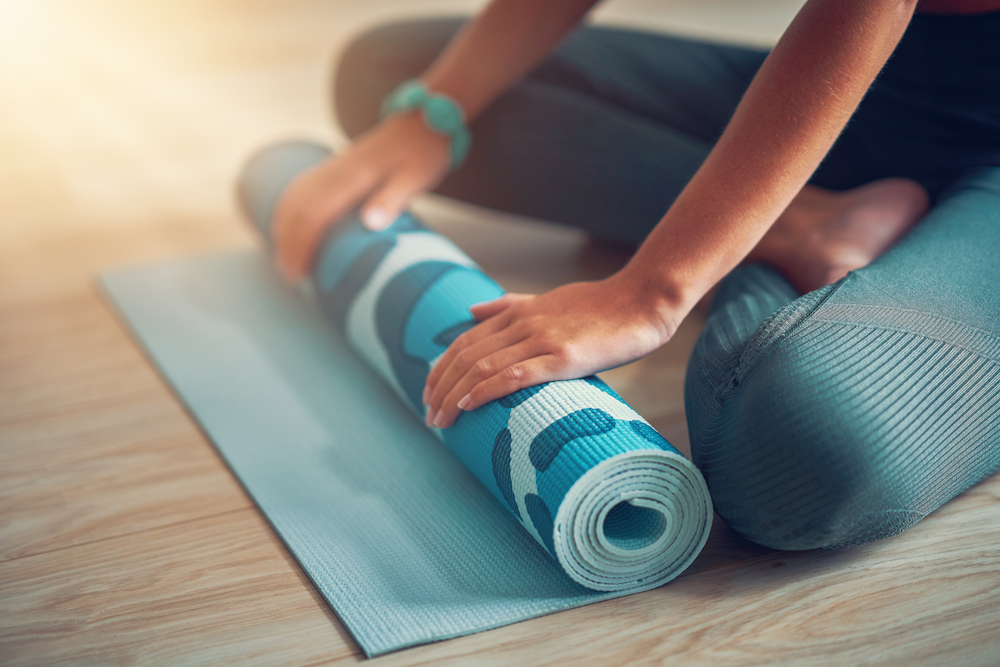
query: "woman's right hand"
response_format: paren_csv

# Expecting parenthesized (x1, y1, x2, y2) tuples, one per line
(273, 111, 452, 282)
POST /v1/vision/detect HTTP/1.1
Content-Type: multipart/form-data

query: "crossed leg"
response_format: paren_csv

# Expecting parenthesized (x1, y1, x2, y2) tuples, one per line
(687, 168, 1000, 549)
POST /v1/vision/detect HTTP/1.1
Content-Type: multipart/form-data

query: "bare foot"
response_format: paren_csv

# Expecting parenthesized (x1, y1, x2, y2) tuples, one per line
(749, 178, 930, 294)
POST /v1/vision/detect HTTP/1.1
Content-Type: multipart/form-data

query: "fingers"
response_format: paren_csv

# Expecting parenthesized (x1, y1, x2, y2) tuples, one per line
(360, 167, 434, 231)
(431, 352, 564, 429)
(463, 354, 563, 412)
(424, 309, 512, 399)
(425, 315, 524, 416)
(424, 296, 548, 429)
(469, 293, 531, 321)
(425, 294, 533, 395)
(272, 113, 449, 281)
(427, 332, 529, 426)
(419, 278, 670, 431)
(274, 160, 376, 282)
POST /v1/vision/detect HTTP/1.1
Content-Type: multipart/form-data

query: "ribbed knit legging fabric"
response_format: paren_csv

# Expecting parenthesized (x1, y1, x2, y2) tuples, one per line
(333, 15, 1000, 549)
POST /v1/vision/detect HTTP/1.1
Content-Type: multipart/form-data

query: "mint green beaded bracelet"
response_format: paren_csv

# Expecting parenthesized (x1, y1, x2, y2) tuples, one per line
(380, 79, 472, 170)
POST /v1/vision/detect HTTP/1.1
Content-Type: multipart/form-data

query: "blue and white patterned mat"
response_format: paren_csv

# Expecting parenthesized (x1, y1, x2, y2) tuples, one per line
(97, 141, 712, 656)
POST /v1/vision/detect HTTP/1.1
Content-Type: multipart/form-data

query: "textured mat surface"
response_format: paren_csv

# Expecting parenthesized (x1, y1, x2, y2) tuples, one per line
(101, 251, 620, 656)
(97, 142, 712, 656)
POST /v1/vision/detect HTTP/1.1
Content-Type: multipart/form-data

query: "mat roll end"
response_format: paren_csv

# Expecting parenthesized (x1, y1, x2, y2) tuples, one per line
(236, 140, 332, 243)
(554, 449, 713, 592)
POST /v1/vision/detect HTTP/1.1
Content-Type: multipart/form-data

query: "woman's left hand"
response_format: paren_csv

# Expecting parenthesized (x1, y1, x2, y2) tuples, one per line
(422, 270, 678, 429)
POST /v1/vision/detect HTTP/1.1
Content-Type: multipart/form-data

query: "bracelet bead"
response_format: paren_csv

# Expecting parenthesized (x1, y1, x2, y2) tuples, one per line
(380, 79, 471, 170)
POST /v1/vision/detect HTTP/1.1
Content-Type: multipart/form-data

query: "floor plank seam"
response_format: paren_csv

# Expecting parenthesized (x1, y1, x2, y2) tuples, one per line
(0, 506, 253, 566)
(677, 549, 786, 578)
(0, 385, 181, 428)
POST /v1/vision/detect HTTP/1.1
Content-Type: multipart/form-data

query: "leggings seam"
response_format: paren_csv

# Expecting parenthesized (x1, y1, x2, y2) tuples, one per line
(728, 291, 1000, 395)
(810, 303, 1000, 365)
(731, 278, 845, 390)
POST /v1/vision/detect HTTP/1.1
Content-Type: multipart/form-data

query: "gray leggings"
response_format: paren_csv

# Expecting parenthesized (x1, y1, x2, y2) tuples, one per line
(333, 18, 1000, 549)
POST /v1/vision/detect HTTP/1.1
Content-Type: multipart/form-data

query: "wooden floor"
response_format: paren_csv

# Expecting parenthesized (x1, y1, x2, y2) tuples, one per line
(1, 1, 998, 665)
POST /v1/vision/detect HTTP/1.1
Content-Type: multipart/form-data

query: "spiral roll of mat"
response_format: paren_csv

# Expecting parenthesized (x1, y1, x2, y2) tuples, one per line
(238, 140, 712, 592)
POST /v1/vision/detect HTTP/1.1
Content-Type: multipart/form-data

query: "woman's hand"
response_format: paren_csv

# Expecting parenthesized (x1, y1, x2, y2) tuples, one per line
(273, 111, 450, 282)
(422, 270, 679, 429)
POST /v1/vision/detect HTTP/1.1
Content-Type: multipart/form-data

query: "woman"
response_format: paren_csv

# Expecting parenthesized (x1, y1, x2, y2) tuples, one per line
(273, 0, 1000, 549)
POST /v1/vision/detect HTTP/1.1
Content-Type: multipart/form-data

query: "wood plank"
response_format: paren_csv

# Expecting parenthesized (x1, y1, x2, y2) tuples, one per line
(0, 220, 253, 310)
(363, 480, 1000, 667)
(0, 290, 164, 422)
(0, 285, 253, 562)
(1, 386, 191, 471)
(2, 473, 995, 666)
(0, 393, 250, 562)
(0, 509, 357, 667)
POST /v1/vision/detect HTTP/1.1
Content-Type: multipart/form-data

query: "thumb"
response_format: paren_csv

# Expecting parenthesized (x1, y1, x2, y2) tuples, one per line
(360, 169, 428, 231)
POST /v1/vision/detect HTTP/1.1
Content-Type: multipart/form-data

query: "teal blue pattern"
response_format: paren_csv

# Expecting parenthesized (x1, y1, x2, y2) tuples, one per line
(238, 140, 712, 590)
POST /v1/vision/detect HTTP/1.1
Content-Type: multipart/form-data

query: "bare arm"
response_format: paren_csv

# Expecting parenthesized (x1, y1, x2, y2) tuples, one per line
(627, 0, 921, 326)
(423, 0, 600, 121)
(274, 0, 599, 280)
(425, 0, 922, 428)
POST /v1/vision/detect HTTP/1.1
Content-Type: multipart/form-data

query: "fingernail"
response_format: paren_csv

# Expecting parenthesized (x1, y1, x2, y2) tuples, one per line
(425, 407, 437, 428)
(433, 411, 447, 429)
(422, 384, 431, 406)
(457, 393, 471, 410)
(363, 208, 391, 230)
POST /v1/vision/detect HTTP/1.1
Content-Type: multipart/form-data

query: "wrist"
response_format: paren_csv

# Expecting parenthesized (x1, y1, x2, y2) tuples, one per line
(384, 110, 451, 153)
(380, 79, 471, 170)
(615, 256, 699, 343)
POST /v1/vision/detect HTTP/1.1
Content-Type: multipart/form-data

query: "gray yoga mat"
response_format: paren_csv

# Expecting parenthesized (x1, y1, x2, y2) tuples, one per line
(101, 250, 645, 656)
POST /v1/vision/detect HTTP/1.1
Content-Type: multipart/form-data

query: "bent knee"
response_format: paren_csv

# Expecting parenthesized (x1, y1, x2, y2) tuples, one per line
(688, 267, 1000, 552)
(703, 343, 899, 549)
(689, 317, 980, 550)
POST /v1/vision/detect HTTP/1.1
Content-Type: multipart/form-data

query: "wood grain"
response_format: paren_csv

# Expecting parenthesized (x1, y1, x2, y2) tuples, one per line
(1, 1, 999, 665)
(0, 391, 251, 562)
(0, 510, 356, 666)
(0, 291, 163, 422)
(365, 484, 1000, 667)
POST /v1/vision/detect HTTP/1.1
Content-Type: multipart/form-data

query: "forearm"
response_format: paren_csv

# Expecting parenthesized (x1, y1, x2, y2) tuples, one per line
(626, 0, 920, 330)
(422, 0, 600, 120)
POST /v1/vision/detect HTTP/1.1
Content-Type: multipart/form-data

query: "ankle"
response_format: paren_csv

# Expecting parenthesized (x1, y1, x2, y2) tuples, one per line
(753, 179, 928, 294)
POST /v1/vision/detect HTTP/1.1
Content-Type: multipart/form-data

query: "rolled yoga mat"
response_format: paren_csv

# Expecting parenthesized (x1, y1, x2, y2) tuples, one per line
(239, 141, 712, 592)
